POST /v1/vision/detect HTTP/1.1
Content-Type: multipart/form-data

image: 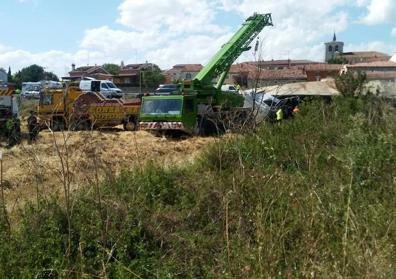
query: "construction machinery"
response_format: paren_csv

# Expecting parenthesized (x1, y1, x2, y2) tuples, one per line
(0, 84, 21, 145)
(139, 13, 273, 135)
(36, 85, 140, 131)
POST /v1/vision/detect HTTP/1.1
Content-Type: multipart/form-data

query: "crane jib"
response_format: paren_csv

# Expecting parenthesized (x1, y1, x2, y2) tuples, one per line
(193, 13, 273, 87)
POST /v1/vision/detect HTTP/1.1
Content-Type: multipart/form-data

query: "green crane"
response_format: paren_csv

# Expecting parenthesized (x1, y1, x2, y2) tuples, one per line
(139, 13, 273, 136)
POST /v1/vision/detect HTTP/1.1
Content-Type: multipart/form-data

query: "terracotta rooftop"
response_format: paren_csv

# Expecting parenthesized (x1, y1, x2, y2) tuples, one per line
(347, 61, 396, 68)
(229, 63, 258, 73)
(248, 69, 307, 80)
(255, 59, 320, 66)
(171, 64, 203, 72)
(304, 64, 343, 71)
(342, 51, 391, 58)
(366, 72, 396, 80)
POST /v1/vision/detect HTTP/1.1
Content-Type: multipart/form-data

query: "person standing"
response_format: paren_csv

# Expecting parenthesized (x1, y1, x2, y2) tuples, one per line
(276, 108, 283, 121)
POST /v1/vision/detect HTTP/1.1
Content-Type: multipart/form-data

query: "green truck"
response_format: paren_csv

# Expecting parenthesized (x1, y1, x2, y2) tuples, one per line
(139, 13, 273, 136)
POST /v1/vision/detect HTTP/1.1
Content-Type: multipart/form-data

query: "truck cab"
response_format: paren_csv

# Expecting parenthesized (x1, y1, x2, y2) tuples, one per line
(139, 95, 197, 135)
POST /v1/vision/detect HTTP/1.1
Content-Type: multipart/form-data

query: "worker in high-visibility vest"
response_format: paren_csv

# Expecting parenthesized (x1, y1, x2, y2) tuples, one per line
(276, 108, 283, 121)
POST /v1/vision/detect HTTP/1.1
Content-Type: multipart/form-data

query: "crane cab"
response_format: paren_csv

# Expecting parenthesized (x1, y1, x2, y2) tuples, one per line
(139, 94, 197, 135)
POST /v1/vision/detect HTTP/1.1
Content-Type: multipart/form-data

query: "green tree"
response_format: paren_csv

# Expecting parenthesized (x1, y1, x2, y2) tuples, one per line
(44, 72, 59, 81)
(328, 55, 348, 64)
(12, 64, 59, 89)
(7, 67, 12, 83)
(102, 63, 121, 75)
(335, 70, 367, 97)
(141, 64, 165, 91)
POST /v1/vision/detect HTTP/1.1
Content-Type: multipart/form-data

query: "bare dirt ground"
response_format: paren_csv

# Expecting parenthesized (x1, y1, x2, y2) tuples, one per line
(1, 127, 216, 218)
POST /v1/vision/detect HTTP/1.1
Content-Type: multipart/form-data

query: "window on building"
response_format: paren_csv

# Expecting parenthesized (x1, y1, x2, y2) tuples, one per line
(335, 45, 339, 52)
(186, 73, 192, 79)
(329, 45, 333, 52)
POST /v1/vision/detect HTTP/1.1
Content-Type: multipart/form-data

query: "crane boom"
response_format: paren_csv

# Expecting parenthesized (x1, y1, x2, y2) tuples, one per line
(139, 12, 274, 136)
(193, 13, 273, 89)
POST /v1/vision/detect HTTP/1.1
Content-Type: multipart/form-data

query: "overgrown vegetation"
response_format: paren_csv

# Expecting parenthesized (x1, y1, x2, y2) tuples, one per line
(1, 96, 395, 278)
(335, 71, 367, 97)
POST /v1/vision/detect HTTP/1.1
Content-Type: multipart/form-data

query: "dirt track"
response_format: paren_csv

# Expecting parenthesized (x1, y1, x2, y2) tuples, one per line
(1, 128, 216, 216)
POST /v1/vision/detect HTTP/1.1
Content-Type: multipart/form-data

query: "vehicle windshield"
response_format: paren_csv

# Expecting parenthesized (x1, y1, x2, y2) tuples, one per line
(106, 82, 116, 89)
(23, 84, 41, 91)
(141, 99, 182, 115)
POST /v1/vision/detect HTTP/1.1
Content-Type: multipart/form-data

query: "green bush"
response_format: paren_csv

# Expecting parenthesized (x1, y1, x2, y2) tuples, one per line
(0, 96, 395, 278)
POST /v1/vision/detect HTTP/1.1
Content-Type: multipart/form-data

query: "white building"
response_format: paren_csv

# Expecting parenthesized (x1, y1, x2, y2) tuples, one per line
(0, 68, 7, 84)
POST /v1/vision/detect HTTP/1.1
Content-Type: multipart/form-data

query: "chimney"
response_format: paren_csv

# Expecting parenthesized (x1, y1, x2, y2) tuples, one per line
(71, 63, 76, 71)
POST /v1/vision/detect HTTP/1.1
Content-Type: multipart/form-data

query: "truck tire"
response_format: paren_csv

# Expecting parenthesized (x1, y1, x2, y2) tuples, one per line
(123, 116, 138, 131)
(51, 117, 65, 131)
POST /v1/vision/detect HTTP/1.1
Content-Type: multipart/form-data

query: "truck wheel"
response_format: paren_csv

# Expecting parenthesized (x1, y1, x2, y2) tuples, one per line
(77, 119, 91, 131)
(51, 118, 65, 131)
(123, 117, 138, 131)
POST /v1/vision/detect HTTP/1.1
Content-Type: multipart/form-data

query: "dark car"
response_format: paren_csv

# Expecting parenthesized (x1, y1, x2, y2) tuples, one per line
(154, 84, 180, 95)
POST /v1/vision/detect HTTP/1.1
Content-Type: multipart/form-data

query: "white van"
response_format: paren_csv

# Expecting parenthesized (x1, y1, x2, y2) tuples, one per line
(221, 84, 239, 93)
(79, 79, 123, 99)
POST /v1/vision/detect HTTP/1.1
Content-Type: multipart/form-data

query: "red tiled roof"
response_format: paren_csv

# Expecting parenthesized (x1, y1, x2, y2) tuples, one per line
(342, 51, 390, 58)
(304, 64, 343, 71)
(69, 65, 110, 76)
(347, 61, 396, 68)
(254, 59, 320, 66)
(171, 64, 203, 72)
(248, 69, 307, 80)
(366, 71, 396, 80)
(229, 63, 258, 73)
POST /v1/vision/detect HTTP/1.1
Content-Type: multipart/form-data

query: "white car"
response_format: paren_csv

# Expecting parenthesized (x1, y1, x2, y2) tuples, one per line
(221, 84, 239, 93)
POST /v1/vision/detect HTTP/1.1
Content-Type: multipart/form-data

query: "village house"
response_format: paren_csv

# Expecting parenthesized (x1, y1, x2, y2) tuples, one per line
(164, 64, 203, 83)
(113, 63, 156, 90)
(342, 61, 396, 81)
(68, 64, 113, 81)
(304, 64, 343, 81)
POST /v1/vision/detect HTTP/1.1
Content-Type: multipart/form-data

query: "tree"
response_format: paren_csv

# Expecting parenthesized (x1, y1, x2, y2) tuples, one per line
(44, 72, 59, 81)
(141, 64, 165, 91)
(7, 67, 12, 83)
(103, 63, 121, 75)
(335, 70, 367, 97)
(12, 64, 59, 88)
(328, 56, 348, 64)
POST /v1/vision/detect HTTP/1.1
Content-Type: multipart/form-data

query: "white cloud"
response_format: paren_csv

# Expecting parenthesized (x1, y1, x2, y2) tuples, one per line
(117, 0, 225, 34)
(219, 0, 349, 62)
(360, 0, 396, 25)
(392, 27, 396, 37)
(344, 41, 396, 55)
(80, 26, 171, 55)
(1, 0, 395, 78)
(146, 33, 234, 69)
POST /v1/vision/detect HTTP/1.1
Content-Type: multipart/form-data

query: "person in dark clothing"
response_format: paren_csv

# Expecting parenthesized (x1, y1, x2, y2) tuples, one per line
(27, 111, 39, 144)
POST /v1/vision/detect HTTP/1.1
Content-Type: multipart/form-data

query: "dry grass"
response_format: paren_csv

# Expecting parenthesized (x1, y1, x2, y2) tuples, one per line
(2, 128, 215, 219)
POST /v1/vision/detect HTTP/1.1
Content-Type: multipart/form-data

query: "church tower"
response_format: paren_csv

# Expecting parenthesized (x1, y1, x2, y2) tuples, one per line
(324, 33, 344, 62)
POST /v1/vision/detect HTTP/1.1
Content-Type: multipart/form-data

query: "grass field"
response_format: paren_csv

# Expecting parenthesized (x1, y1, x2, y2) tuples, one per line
(0, 95, 395, 278)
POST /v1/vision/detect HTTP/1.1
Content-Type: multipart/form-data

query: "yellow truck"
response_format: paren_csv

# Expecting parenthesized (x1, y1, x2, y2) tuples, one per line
(37, 85, 140, 131)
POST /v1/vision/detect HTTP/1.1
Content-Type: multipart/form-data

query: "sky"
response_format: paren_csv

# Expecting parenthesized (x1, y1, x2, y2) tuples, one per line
(0, 0, 395, 77)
